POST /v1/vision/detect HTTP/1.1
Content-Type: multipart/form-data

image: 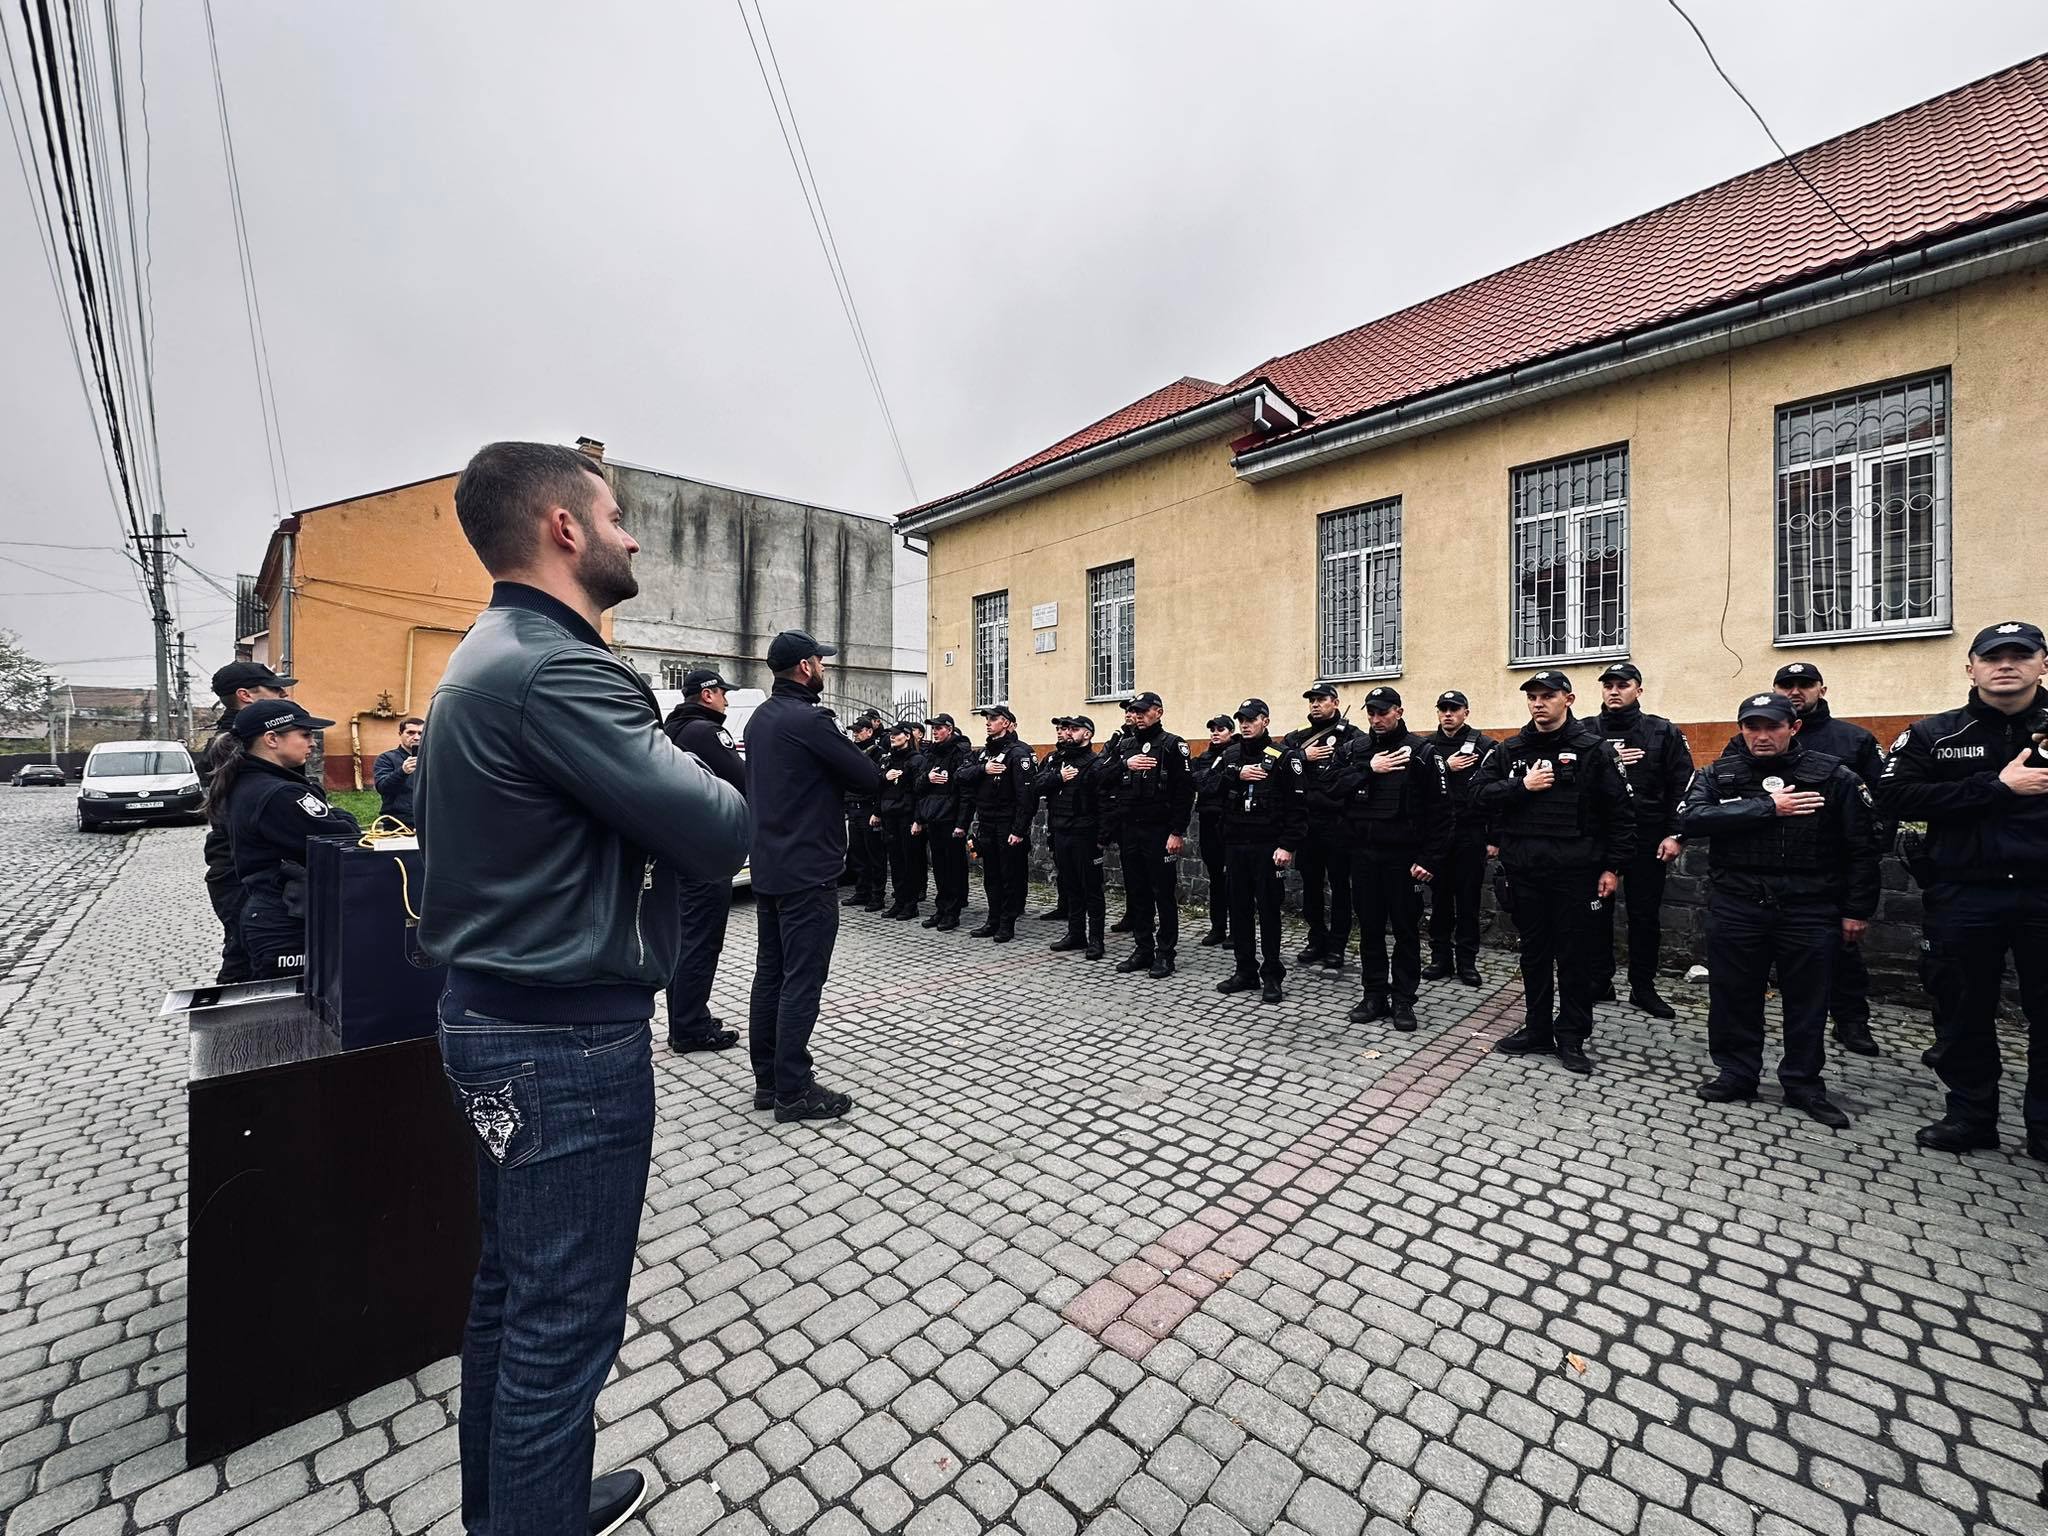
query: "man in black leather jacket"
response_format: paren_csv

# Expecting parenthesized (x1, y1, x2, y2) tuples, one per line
(661, 669, 749, 1053)
(1680, 693, 1878, 1130)
(1594, 663, 1694, 1019)
(417, 441, 750, 1536)
(1876, 620, 2048, 1160)
(1038, 715, 1110, 958)
(913, 714, 974, 931)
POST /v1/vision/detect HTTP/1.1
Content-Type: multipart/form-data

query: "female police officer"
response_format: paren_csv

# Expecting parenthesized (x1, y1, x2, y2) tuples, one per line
(204, 698, 360, 977)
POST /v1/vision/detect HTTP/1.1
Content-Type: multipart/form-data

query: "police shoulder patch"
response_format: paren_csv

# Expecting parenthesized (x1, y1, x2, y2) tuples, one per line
(1889, 729, 1911, 753)
(1291, 758, 1304, 774)
(297, 793, 329, 818)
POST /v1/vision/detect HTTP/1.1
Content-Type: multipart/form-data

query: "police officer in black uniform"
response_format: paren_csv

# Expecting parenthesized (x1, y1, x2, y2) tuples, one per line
(1423, 690, 1492, 985)
(207, 699, 361, 977)
(1194, 714, 1239, 947)
(914, 714, 973, 931)
(1594, 662, 1694, 1018)
(198, 661, 297, 984)
(1286, 683, 1363, 970)
(960, 705, 1036, 942)
(1475, 671, 1635, 1074)
(1877, 620, 2048, 1161)
(1680, 693, 1878, 1128)
(843, 713, 887, 910)
(1038, 715, 1110, 958)
(662, 667, 750, 1052)
(1768, 661, 1886, 1056)
(1100, 690, 1194, 978)
(1334, 687, 1453, 1031)
(1211, 699, 1304, 1004)
(875, 721, 926, 918)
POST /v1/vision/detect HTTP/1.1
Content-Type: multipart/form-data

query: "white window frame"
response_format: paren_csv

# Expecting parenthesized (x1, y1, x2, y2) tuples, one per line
(1317, 497, 1403, 680)
(973, 591, 1009, 708)
(1774, 372, 1951, 643)
(1087, 561, 1136, 701)
(1509, 445, 1629, 666)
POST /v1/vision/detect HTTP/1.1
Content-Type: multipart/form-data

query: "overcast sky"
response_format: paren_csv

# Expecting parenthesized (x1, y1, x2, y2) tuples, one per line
(3, 0, 2043, 689)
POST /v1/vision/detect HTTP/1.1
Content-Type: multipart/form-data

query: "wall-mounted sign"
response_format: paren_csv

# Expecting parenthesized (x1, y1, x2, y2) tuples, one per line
(1031, 602, 1058, 630)
(1034, 631, 1057, 654)
(943, 650, 955, 667)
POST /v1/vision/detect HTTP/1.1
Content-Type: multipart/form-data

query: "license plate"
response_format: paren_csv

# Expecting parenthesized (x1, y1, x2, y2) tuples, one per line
(130, 801, 162, 809)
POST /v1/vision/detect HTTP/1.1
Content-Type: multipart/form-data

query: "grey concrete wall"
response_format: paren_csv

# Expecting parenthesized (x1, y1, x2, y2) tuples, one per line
(609, 463, 896, 701)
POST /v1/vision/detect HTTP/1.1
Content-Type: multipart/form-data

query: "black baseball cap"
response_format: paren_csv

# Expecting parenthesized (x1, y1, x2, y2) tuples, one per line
(1772, 661, 1823, 685)
(1233, 697, 1269, 720)
(1205, 714, 1235, 732)
(682, 667, 733, 694)
(212, 660, 296, 699)
(926, 713, 958, 730)
(1303, 683, 1339, 701)
(887, 720, 913, 737)
(1969, 620, 2047, 656)
(1436, 690, 1468, 710)
(1363, 686, 1402, 710)
(1520, 671, 1572, 693)
(231, 699, 334, 740)
(1736, 692, 1797, 724)
(1125, 690, 1163, 711)
(765, 629, 837, 670)
(851, 713, 881, 732)
(975, 704, 1017, 723)
(1597, 662, 1642, 684)
(1070, 715, 1096, 734)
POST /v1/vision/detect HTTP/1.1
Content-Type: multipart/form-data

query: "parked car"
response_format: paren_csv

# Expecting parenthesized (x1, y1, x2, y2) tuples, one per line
(76, 740, 204, 832)
(12, 763, 66, 786)
(652, 686, 763, 888)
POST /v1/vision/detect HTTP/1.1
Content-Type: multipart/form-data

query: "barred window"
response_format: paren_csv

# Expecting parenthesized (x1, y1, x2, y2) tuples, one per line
(1510, 446, 1628, 664)
(1318, 498, 1402, 677)
(1776, 373, 1950, 641)
(659, 659, 689, 690)
(973, 591, 1009, 708)
(1088, 562, 1136, 699)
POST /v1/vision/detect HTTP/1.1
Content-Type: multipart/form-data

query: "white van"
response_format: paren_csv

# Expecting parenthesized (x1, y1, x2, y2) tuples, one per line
(652, 687, 764, 888)
(77, 739, 204, 832)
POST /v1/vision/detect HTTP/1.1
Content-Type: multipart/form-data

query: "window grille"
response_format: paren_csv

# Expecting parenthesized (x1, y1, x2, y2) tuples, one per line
(1510, 446, 1628, 664)
(1088, 562, 1136, 699)
(659, 659, 689, 691)
(1775, 373, 1950, 640)
(973, 591, 1009, 707)
(1318, 498, 1403, 677)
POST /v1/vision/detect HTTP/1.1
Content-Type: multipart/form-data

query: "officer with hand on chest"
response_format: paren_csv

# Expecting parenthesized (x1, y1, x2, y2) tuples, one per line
(843, 713, 888, 911)
(1100, 690, 1194, 978)
(1594, 662, 1694, 1018)
(1194, 715, 1239, 947)
(1212, 699, 1304, 1004)
(960, 705, 1037, 942)
(1877, 620, 2048, 1162)
(1038, 715, 1110, 958)
(1285, 684, 1363, 970)
(1423, 691, 1493, 986)
(1680, 693, 1878, 1128)
(913, 714, 973, 931)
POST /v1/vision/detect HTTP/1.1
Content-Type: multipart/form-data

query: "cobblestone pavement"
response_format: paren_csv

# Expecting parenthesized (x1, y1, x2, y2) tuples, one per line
(2, 785, 2046, 1536)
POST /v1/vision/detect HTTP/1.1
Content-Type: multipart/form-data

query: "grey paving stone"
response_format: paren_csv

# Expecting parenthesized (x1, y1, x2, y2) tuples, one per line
(1209, 1439, 1304, 1531)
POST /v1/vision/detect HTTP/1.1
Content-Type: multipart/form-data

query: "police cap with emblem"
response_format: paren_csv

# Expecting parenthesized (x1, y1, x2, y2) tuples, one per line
(1233, 697, 1270, 721)
(1363, 686, 1402, 710)
(1520, 670, 1572, 693)
(231, 699, 335, 740)
(1205, 714, 1235, 732)
(926, 713, 957, 730)
(1968, 620, 2047, 656)
(1597, 661, 1642, 684)
(1736, 693, 1797, 724)
(974, 704, 1017, 723)
(1126, 690, 1163, 711)
(1069, 715, 1095, 734)
(765, 628, 837, 670)
(682, 667, 733, 694)
(1772, 661, 1822, 685)
(1302, 682, 1339, 701)
(212, 660, 296, 699)
(887, 720, 913, 738)
(1436, 690, 1468, 710)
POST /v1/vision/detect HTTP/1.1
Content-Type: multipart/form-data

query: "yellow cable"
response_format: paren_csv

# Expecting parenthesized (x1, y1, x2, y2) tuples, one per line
(356, 816, 422, 921)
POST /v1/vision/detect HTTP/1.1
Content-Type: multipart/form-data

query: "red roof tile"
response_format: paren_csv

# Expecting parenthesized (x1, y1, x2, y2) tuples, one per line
(908, 55, 2048, 517)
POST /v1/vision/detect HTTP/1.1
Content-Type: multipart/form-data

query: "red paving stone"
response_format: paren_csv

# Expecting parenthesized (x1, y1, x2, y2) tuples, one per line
(1062, 977, 1527, 1358)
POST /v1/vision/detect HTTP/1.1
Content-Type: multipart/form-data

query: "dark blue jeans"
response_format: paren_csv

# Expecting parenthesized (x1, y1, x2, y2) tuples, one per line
(437, 995, 655, 1536)
(749, 880, 840, 1100)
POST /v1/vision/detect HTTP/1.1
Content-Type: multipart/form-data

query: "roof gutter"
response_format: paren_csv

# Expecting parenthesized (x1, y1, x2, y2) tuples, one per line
(898, 384, 1299, 535)
(1233, 208, 2048, 483)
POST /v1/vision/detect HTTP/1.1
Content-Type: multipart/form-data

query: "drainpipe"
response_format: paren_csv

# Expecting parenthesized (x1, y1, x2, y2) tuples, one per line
(348, 624, 468, 789)
(277, 516, 300, 677)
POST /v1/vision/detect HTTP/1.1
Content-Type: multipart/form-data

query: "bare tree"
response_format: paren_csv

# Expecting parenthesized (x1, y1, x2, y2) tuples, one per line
(0, 630, 51, 738)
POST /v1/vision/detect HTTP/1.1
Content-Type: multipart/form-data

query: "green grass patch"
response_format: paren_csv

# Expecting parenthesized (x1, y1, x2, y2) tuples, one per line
(332, 789, 381, 826)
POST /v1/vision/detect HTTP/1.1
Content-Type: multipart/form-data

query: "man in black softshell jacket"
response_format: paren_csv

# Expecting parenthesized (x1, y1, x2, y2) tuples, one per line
(874, 722, 927, 920)
(1038, 715, 1110, 958)
(662, 668, 750, 1053)
(1210, 698, 1305, 1004)
(1423, 690, 1493, 985)
(1099, 690, 1194, 978)
(843, 714, 888, 911)
(958, 705, 1037, 941)
(1593, 663, 1694, 1018)
(1193, 715, 1239, 947)
(913, 714, 974, 931)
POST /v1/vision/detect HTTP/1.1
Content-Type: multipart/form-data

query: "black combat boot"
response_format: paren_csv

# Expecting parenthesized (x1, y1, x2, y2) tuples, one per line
(1390, 1002, 1418, 1032)
(1629, 986, 1675, 1020)
(1494, 1025, 1555, 1056)
(1216, 973, 1258, 994)
(1148, 949, 1175, 980)
(1455, 958, 1482, 987)
(1198, 926, 1228, 947)
(1038, 906, 1068, 922)
(993, 917, 1016, 943)
(1915, 1117, 1999, 1152)
(1833, 1021, 1880, 1056)
(1786, 1091, 1850, 1129)
(1348, 994, 1391, 1025)
(1421, 954, 1454, 981)
(1555, 1039, 1594, 1074)
(1049, 932, 1086, 952)
(967, 918, 998, 938)
(1260, 979, 1283, 1004)
(1111, 912, 1133, 933)
(1114, 949, 1155, 974)
(1696, 1076, 1757, 1102)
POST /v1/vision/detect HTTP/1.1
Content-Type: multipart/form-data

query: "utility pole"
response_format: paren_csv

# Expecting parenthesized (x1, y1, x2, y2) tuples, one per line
(45, 675, 56, 765)
(132, 515, 186, 740)
(175, 631, 193, 744)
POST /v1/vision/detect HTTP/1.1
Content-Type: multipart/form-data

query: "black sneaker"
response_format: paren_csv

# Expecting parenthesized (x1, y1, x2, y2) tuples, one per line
(920, 912, 943, 928)
(775, 1084, 853, 1123)
(1320, 953, 1344, 972)
(1148, 951, 1176, 980)
(1421, 958, 1454, 981)
(967, 922, 998, 938)
(1915, 1117, 1999, 1152)
(1788, 1092, 1850, 1130)
(668, 1027, 738, 1053)
(935, 915, 960, 932)
(1114, 952, 1155, 974)
(1083, 942, 1105, 960)
(864, 898, 888, 913)
(1391, 1004, 1417, 1033)
(1260, 980, 1283, 1005)
(1197, 928, 1228, 947)
(1494, 1026, 1554, 1056)
(1833, 1022, 1880, 1056)
(1217, 973, 1259, 994)
(752, 1085, 774, 1111)
(1629, 988, 1676, 1020)
(1049, 934, 1086, 952)
(1555, 1040, 1593, 1075)
(992, 923, 1016, 944)
(589, 1469, 647, 1536)
(1348, 995, 1391, 1025)
(1295, 943, 1326, 966)
(1696, 1076, 1757, 1102)
(1456, 964, 1481, 987)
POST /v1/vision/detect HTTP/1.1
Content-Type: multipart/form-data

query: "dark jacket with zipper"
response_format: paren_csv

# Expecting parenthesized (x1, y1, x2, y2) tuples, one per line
(1331, 724, 1454, 871)
(876, 744, 925, 817)
(1284, 715, 1363, 826)
(1211, 730, 1306, 851)
(225, 755, 362, 913)
(373, 745, 419, 824)
(1875, 687, 2048, 886)
(1101, 726, 1194, 839)
(1679, 744, 1879, 916)
(744, 678, 881, 894)
(1427, 724, 1496, 837)
(416, 583, 751, 1022)
(1195, 735, 1239, 820)
(1037, 741, 1109, 839)
(959, 733, 1038, 839)
(1720, 699, 1884, 791)
(662, 698, 748, 798)
(1597, 702, 1694, 846)
(1473, 714, 1636, 876)
(199, 715, 241, 886)
(914, 734, 974, 833)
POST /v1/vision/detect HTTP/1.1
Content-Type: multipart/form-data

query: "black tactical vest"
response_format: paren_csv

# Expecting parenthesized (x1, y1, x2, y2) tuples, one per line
(1352, 735, 1417, 821)
(1703, 751, 1840, 873)
(1497, 728, 1596, 840)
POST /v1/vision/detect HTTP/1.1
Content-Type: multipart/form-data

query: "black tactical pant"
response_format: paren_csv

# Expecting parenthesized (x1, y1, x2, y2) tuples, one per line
(1428, 834, 1486, 966)
(1829, 941, 1871, 1033)
(1297, 824, 1352, 954)
(1601, 850, 1668, 993)
(1353, 852, 1423, 1005)
(845, 810, 884, 899)
(1118, 822, 1179, 954)
(975, 823, 1029, 923)
(882, 812, 919, 908)
(749, 880, 838, 1100)
(1198, 811, 1227, 937)
(208, 876, 251, 985)
(1921, 882, 2048, 1137)
(1051, 832, 1106, 944)
(239, 893, 304, 978)
(1706, 893, 1835, 1092)
(666, 878, 731, 1044)
(1226, 843, 1287, 981)
(1508, 865, 1603, 1044)
(926, 827, 970, 917)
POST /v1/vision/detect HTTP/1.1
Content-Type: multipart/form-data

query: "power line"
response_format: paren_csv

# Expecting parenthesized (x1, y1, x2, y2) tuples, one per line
(733, 0, 917, 501)
(1661, 0, 1872, 251)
